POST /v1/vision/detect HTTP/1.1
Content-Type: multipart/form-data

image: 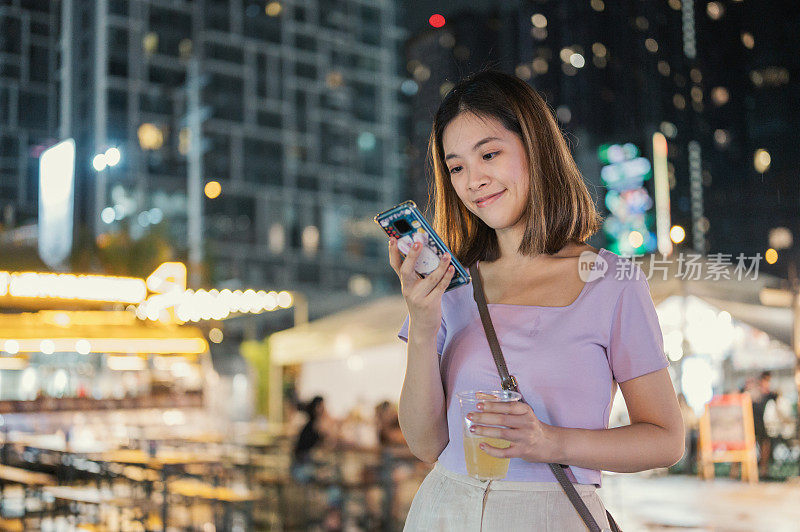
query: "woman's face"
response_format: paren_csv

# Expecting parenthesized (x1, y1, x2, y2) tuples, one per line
(442, 112, 530, 231)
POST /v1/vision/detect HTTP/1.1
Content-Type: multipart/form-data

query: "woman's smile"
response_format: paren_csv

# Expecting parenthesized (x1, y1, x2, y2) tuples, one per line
(476, 190, 506, 208)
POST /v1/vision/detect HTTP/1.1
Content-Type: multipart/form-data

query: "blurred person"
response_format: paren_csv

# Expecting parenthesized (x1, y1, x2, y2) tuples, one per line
(340, 401, 379, 449)
(677, 393, 699, 474)
(764, 392, 796, 440)
(376, 401, 406, 448)
(750, 371, 779, 478)
(739, 376, 757, 394)
(375, 401, 414, 530)
(291, 396, 343, 530)
(291, 396, 338, 481)
(389, 69, 683, 531)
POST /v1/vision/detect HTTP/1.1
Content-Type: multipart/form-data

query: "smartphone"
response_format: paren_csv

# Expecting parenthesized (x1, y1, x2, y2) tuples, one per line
(374, 200, 471, 292)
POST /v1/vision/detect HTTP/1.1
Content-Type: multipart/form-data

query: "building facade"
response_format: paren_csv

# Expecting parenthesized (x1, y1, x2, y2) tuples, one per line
(402, 0, 799, 265)
(1, 0, 408, 318)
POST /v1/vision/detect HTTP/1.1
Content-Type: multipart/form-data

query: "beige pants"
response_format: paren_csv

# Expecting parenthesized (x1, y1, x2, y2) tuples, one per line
(403, 463, 611, 532)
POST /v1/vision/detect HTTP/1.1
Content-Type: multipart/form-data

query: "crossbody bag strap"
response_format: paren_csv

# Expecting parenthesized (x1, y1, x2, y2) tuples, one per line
(469, 264, 518, 392)
(468, 264, 611, 532)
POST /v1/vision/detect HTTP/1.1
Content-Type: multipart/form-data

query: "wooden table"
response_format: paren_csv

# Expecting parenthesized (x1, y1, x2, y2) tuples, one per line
(0, 464, 56, 526)
(169, 478, 258, 503)
(0, 465, 55, 487)
(89, 449, 221, 469)
(43, 486, 117, 506)
(88, 449, 223, 531)
(9, 435, 111, 455)
(168, 479, 257, 530)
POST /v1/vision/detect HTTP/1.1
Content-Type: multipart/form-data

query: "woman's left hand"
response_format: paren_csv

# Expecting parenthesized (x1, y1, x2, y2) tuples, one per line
(467, 401, 559, 463)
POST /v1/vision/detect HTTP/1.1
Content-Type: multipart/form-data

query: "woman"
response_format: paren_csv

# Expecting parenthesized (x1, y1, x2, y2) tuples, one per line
(388, 70, 684, 531)
(291, 396, 335, 482)
(290, 396, 343, 530)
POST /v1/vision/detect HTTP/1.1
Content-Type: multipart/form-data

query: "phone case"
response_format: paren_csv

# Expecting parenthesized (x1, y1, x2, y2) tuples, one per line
(374, 200, 471, 292)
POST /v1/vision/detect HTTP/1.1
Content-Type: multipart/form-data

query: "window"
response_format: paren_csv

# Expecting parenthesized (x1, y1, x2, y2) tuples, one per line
(352, 82, 377, 122)
(204, 133, 231, 181)
(30, 21, 50, 37)
(28, 46, 51, 83)
(359, 6, 381, 46)
(0, 16, 22, 55)
(244, 10, 280, 42)
(149, 8, 191, 58)
(0, 134, 18, 157)
(206, 74, 244, 122)
(108, 27, 128, 57)
(358, 134, 383, 176)
(206, 195, 256, 243)
(148, 66, 186, 86)
(18, 91, 48, 128)
(109, 0, 128, 16)
(108, 90, 128, 140)
(0, 60, 19, 80)
(294, 4, 308, 23)
(294, 90, 308, 132)
(297, 174, 319, 191)
(20, 0, 52, 13)
(108, 59, 128, 78)
(295, 61, 316, 80)
(257, 110, 281, 129)
(204, 0, 230, 32)
(242, 138, 282, 185)
(331, 50, 354, 69)
(140, 93, 171, 116)
(205, 42, 243, 64)
(320, 123, 351, 165)
(296, 35, 315, 52)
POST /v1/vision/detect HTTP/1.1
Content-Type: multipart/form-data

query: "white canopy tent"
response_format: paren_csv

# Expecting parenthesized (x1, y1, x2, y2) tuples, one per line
(267, 254, 797, 419)
(269, 296, 409, 418)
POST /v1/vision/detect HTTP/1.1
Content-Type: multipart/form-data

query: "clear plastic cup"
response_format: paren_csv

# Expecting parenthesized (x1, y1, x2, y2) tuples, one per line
(457, 389, 522, 480)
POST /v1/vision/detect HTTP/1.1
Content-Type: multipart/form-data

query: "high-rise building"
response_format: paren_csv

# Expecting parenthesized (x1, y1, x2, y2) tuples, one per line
(0, 0, 61, 227)
(402, 1, 799, 264)
(403, 2, 684, 253)
(694, 0, 800, 267)
(1, 0, 408, 318)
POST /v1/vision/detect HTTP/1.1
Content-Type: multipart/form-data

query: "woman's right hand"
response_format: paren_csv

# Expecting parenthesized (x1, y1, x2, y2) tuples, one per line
(388, 237, 455, 336)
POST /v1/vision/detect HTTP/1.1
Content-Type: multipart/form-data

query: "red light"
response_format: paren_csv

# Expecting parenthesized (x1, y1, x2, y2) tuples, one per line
(429, 14, 446, 28)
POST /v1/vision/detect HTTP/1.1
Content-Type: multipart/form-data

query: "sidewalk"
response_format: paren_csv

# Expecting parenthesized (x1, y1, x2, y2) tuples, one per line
(598, 471, 799, 531)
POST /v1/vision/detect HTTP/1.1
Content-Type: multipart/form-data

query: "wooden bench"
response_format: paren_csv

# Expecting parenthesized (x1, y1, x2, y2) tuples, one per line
(0, 465, 55, 487)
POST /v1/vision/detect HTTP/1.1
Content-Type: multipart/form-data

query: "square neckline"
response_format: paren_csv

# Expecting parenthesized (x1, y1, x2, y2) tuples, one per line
(475, 248, 608, 310)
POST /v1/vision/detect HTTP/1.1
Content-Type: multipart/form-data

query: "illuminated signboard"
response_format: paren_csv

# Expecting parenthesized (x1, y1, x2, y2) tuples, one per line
(0, 262, 296, 323)
(599, 143, 657, 255)
(38, 139, 76, 268)
(652, 132, 673, 256)
(0, 271, 147, 304)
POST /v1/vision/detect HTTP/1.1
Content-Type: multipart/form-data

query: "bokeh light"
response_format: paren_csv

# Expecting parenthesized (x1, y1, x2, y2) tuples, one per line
(265, 2, 282, 17)
(531, 14, 547, 28)
(428, 14, 445, 28)
(765, 248, 778, 264)
(754, 149, 771, 173)
(670, 225, 686, 244)
(204, 181, 222, 199)
(104, 147, 121, 167)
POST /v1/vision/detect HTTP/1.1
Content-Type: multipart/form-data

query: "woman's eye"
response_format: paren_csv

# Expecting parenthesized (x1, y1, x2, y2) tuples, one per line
(483, 151, 499, 160)
(449, 166, 462, 174)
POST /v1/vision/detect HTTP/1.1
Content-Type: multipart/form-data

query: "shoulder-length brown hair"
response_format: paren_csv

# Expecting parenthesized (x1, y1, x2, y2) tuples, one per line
(427, 69, 601, 267)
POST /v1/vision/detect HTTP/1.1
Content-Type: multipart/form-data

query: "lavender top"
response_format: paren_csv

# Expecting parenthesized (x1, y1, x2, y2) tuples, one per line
(397, 248, 669, 486)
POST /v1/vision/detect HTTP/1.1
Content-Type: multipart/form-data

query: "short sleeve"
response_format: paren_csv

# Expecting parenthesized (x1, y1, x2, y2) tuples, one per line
(397, 314, 448, 355)
(607, 277, 669, 383)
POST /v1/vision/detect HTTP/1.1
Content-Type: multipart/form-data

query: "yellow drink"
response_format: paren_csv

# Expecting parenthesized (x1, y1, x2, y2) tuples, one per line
(462, 432, 512, 480)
